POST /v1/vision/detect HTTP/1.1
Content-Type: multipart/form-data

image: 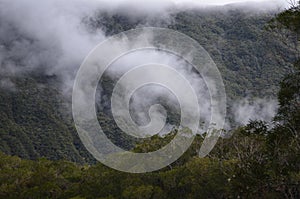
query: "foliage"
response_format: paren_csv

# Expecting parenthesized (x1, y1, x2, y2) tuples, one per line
(0, 9, 297, 163)
(0, 4, 300, 199)
(0, 121, 299, 199)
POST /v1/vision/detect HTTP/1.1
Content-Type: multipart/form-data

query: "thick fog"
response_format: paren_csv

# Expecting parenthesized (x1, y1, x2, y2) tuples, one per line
(0, 0, 108, 93)
(0, 0, 287, 132)
(0, 0, 290, 81)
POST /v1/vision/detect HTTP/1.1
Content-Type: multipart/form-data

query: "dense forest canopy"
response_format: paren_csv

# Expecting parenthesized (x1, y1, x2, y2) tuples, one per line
(0, 0, 300, 198)
(0, 5, 297, 163)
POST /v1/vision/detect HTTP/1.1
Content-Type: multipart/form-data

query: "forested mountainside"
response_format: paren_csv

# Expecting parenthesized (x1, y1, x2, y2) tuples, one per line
(1, 0, 300, 198)
(0, 8, 297, 163)
(1, 117, 300, 198)
(90, 9, 297, 98)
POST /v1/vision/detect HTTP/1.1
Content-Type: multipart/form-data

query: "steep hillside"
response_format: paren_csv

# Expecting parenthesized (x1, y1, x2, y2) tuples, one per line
(172, 10, 296, 99)
(0, 9, 297, 163)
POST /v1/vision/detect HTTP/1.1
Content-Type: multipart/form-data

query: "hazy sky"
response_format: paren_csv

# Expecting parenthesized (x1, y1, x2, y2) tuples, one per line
(99, 0, 289, 6)
(172, 0, 288, 5)
(95, 0, 291, 12)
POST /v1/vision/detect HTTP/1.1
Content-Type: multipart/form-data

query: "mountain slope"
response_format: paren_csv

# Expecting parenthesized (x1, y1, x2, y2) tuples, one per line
(0, 9, 297, 163)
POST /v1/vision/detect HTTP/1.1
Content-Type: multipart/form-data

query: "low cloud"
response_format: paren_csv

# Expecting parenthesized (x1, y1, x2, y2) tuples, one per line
(232, 98, 279, 125)
(0, 0, 285, 134)
(0, 0, 106, 92)
(0, 0, 289, 89)
(97, 49, 213, 135)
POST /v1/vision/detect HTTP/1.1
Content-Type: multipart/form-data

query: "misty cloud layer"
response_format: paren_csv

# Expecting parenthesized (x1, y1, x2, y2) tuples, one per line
(0, 0, 286, 132)
(0, 0, 106, 92)
(102, 50, 212, 134)
(0, 0, 289, 82)
(233, 98, 279, 126)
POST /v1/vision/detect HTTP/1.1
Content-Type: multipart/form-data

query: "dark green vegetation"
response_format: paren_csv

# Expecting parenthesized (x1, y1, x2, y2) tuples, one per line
(0, 3, 300, 199)
(171, 10, 297, 99)
(1, 121, 299, 198)
(90, 9, 297, 99)
(0, 75, 95, 164)
(0, 8, 297, 163)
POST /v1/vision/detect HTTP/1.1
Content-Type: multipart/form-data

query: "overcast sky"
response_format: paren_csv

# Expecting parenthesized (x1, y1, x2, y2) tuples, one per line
(98, 0, 290, 6)
(95, 0, 291, 12)
(172, 0, 288, 5)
